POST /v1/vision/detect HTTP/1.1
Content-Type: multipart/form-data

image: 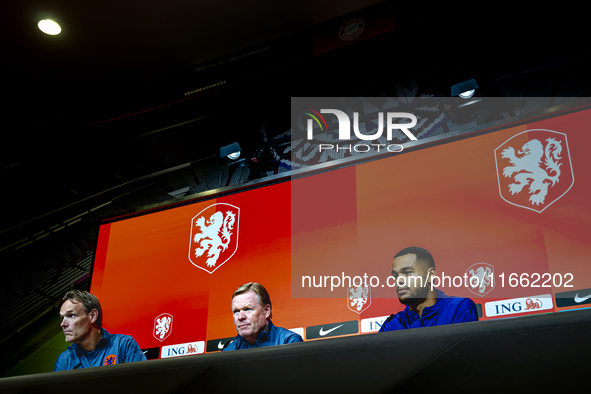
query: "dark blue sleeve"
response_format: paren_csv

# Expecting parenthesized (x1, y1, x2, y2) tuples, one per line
(379, 314, 404, 332)
(53, 352, 69, 371)
(221, 339, 237, 352)
(121, 336, 147, 363)
(53, 350, 80, 371)
(285, 333, 303, 344)
(452, 299, 479, 323)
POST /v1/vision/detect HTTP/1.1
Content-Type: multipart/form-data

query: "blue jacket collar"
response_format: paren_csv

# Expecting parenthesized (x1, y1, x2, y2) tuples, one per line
(71, 328, 112, 354)
(256, 320, 274, 342)
(405, 289, 448, 317)
(236, 320, 275, 345)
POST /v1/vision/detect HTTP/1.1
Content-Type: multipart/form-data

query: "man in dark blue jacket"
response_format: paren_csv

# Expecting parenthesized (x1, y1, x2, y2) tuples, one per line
(223, 282, 302, 351)
(54, 290, 146, 371)
(380, 247, 478, 332)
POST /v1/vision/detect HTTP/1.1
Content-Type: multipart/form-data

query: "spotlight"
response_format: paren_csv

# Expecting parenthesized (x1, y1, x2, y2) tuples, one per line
(38, 19, 61, 35)
(220, 142, 241, 160)
(451, 79, 479, 98)
(459, 90, 475, 99)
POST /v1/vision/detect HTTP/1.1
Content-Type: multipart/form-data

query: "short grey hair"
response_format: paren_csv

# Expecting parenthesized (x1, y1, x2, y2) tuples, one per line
(232, 282, 272, 319)
(61, 290, 103, 329)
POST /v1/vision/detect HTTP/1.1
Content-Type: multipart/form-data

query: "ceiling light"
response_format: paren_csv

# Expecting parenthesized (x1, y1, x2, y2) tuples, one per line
(38, 20, 61, 35)
(220, 142, 242, 160)
(451, 79, 479, 98)
(459, 90, 475, 99)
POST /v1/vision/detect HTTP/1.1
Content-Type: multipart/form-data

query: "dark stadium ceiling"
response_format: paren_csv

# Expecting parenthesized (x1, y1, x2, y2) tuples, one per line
(0, 0, 386, 231)
(0, 0, 587, 236)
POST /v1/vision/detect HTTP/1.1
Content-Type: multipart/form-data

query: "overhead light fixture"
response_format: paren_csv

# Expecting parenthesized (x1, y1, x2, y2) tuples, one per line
(451, 79, 479, 99)
(220, 142, 241, 160)
(459, 90, 475, 99)
(38, 19, 61, 35)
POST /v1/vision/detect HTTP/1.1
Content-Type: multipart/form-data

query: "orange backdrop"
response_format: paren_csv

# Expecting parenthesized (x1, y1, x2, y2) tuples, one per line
(92, 108, 591, 357)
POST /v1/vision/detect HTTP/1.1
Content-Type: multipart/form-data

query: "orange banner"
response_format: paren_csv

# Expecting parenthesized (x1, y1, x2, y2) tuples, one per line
(92, 108, 591, 358)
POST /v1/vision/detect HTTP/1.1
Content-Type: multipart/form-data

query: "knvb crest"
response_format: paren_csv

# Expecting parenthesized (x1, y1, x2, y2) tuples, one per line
(188, 203, 240, 274)
(466, 263, 495, 297)
(104, 354, 117, 366)
(495, 129, 574, 213)
(347, 285, 371, 314)
(154, 313, 173, 342)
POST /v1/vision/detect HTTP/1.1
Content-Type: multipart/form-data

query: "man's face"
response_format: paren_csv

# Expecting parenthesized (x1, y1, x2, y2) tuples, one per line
(231, 291, 270, 344)
(391, 253, 432, 304)
(59, 299, 96, 344)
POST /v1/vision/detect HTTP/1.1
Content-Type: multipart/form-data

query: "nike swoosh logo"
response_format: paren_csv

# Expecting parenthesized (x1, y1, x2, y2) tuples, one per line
(574, 293, 591, 303)
(218, 341, 225, 349)
(143, 350, 148, 354)
(319, 324, 343, 336)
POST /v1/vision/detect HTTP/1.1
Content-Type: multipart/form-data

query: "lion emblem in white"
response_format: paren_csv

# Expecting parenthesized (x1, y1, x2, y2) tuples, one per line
(348, 285, 369, 312)
(469, 266, 493, 295)
(155, 316, 171, 340)
(193, 211, 236, 267)
(500, 138, 562, 205)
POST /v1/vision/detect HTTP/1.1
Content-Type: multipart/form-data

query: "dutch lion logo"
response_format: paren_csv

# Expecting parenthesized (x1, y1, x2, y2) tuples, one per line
(193, 211, 236, 267)
(469, 266, 493, 295)
(348, 285, 370, 313)
(500, 138, 562, 206)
